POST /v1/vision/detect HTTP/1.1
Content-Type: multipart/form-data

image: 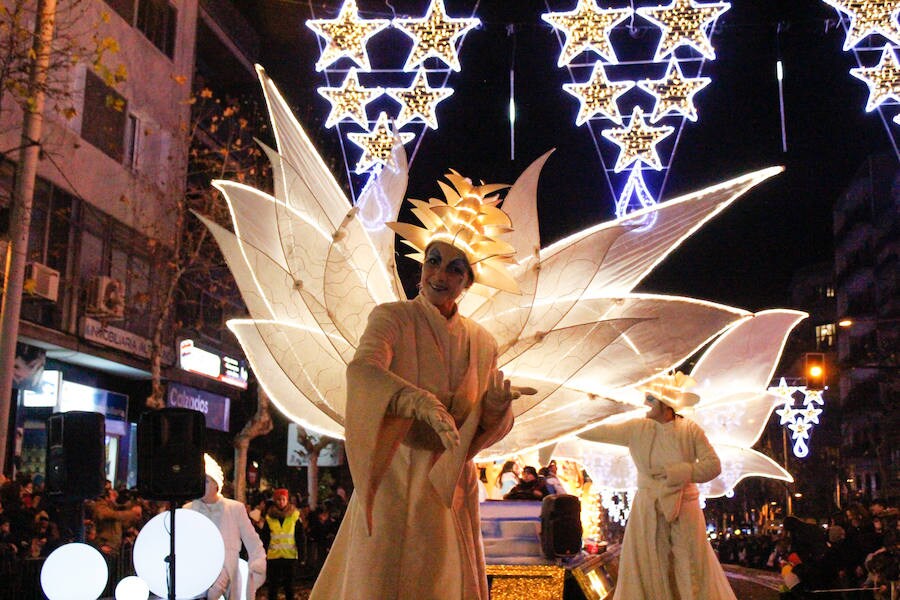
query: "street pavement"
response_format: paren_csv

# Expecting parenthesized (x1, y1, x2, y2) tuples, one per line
(287, 564, 783, 599)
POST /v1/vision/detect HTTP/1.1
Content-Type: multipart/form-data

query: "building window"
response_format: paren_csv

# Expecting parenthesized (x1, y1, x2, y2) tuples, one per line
(816, 323, 835, 350)
(136, 0, 176, 58)
(123, 113, 140, 171)
(81, 71, 127, 163)
(104, 0, 135, 23)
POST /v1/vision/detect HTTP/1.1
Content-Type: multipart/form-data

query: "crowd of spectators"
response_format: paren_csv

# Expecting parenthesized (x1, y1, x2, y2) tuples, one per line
(0, 471, 349, 599)
(482, 460, 569, 501)
(714, 498, 899, 599)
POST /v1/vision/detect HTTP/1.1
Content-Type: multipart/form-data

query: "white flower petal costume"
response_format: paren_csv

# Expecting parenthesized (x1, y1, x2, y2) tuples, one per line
(198, 66, 803, 595)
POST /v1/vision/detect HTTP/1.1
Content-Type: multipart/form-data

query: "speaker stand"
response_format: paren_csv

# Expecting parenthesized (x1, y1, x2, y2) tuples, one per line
(166, 503, 176, 600)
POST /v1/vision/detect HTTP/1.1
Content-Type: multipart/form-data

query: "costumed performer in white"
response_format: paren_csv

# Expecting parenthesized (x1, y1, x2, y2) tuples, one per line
(184, 454, 266, 599)
(310, 171, 536, 600)
(579, 373, 737, 600)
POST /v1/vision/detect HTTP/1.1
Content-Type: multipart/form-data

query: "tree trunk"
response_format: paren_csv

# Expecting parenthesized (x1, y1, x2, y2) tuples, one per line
(307, 449, 320, 511)
(0, 0, 56, 476)
(232, 386, 273, 503)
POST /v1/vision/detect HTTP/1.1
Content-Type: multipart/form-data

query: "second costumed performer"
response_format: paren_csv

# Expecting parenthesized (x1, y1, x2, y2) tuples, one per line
(578, 373, 737, 600)
(310, 172, 536, 599)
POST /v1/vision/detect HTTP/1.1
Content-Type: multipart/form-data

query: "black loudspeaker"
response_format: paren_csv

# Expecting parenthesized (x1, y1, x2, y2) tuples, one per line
(541, 494, 583, 558)
(46, 411, 106, 500)
(137, 407, 206, 501)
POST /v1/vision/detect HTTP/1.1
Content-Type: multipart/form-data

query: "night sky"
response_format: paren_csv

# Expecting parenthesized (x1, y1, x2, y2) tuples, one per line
(236, 0, 897, 311)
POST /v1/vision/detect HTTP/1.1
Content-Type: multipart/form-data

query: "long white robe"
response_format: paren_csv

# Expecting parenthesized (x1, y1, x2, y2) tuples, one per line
(311, 295, 513, 600)
(585, 417, 736, 600)
(184, 496, 266, 600)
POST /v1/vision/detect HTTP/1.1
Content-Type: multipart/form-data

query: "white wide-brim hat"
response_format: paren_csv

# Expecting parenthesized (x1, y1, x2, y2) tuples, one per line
(640, 371, 700, 413)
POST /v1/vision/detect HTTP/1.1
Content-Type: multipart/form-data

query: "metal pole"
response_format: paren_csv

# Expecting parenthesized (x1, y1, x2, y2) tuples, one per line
(0, 0, 57, 475)
(782, 427, 792, 515)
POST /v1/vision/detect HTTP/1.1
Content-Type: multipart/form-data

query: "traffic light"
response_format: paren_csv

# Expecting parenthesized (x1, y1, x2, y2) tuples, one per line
(805, 352, 825, 390)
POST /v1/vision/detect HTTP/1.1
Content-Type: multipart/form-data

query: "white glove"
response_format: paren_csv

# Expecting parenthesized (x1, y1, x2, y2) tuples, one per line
(483, 370, 538, 413)
(389, 390, 460, 449)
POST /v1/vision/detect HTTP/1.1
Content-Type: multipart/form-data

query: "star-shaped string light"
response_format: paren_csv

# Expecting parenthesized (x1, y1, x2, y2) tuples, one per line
(821, 0, 900, 50)
(562, 62, 634, 125)
(767, 378, 827, 459)
(638, 59, 712, 122)
(385, 68, 454, 129)
(542, 0, 632, 66)
(307, 0, 391, 71)
(317, 69, 384, 128)
(393, 0, 481, 72)
(636, 0, 731, 61)
(850, 46, 900, 111)
(347, 112, 415, 173)
(601, 106, 674, 172)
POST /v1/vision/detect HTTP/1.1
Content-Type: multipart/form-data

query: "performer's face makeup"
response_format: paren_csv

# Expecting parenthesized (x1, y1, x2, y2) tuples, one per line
(421, 242, 472, 317)
(645, 393, 674, 423)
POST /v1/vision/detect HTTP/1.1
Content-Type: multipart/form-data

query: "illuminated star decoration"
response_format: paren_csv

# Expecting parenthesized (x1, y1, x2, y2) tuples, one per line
(636, 0, 731, 61)
(306, 0, 390, 71)
(317, 69, 384, 128)
(562, 62, 634, 126)
(821, 0, 900, 50)
(638, 59, 712, 122)
(541, 0, 632, 66)
(347, 112, 415, 173)
(767, 378, 827, 458)
(850, 46, 900, 111)
(602, 106, 674, 172)
(393, 0, 481, 72)
(385, 68, 454, 129)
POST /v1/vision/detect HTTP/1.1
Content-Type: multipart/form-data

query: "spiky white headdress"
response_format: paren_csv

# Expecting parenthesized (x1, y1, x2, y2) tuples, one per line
(386, 170, 521, 294)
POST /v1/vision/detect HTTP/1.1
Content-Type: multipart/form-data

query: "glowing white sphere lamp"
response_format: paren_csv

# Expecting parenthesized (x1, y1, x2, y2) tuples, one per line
(133, 508, 224, 599)
(40, 542, 108, 600)
(115, 576, 150, 600)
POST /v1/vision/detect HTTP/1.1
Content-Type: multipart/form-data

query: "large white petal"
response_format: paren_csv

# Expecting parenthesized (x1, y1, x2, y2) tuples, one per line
(689, 392, 784, 448)
(228, 319, 345, 438)
(324, 209, 399, 346)
(690, 309, 808, 401)
(256, 65, 349, 231)
(699, 446, 793, 498)
(540, 167, 783, 296)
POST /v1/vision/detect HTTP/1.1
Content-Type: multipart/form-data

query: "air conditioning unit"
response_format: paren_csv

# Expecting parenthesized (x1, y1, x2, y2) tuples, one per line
(25, 262, 60, 302)
(87, 276, 125, 319)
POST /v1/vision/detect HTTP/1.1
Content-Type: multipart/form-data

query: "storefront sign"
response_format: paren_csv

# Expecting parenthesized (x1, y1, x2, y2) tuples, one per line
(178, 339, 248, 389)
(22, 370, 61, 407)
(166, 382, 231, 432)
(286, 423, 344, 467)
(80, 317, 174, 364)
(57, 380, 129, 436)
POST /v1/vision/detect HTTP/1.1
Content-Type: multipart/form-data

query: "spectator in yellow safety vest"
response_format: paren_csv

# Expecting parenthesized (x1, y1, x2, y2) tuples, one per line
(261, 488, 302, 599)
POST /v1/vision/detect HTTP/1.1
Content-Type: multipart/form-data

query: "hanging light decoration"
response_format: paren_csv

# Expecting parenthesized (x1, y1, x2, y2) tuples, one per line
(562, 62, 634, 126)
(542, 0, 730, 221)
(638, 58, 712, 123)
(635, 0, 731, 61)
(849, 46, 900, 111)
(393, 0, 481, 72)
(602, 106, 675, 172)
(306, 0, 480, 178)
(540, 0, 632, 66)
(306, 0, 390, 72)
(317, 69, 384, 128)
(385, 68, 455, 128)
(347, 112, 415, 173)
(768, 377, 826, 458)
(821, 0, 900, 136)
